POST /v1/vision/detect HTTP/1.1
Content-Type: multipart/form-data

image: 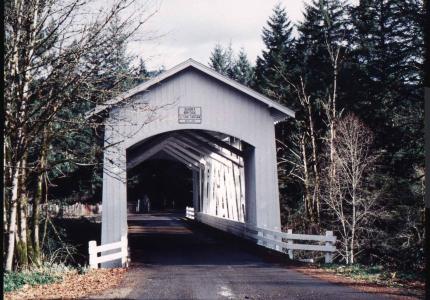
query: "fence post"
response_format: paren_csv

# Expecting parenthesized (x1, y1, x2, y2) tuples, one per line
(325, 231, 333, 263)
(121, 236, 128, 267)
(88, 240, 97, 269)
(287, 229, 294, 260)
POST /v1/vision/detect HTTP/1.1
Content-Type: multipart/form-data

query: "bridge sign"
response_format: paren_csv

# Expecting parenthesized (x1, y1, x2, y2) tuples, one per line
(178, 106, 202, 124)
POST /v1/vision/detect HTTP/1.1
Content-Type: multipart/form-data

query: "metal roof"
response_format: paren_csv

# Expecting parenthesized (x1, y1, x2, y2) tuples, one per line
(86, 58, 295, 119)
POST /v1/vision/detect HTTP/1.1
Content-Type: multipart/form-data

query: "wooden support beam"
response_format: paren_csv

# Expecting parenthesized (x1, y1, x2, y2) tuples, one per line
(174, 133, 243, 167)
(189, 131, 244, 157)
(163, 146, 201, 171)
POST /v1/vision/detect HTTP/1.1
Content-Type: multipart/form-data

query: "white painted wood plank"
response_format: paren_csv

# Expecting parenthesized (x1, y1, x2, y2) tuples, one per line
(285, 243, 336, 252)
(96, 252, 123, 264)
(96, 240, 123, 253)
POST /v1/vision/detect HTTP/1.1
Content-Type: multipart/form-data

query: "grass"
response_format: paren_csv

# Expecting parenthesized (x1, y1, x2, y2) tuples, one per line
(4, 263, 90, 292)
(4, 271, 61, 292)
(318, 263, 424, 287)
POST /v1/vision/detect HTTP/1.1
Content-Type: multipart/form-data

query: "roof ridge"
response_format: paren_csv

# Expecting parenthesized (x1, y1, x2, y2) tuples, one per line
(86, 59, 295, 119)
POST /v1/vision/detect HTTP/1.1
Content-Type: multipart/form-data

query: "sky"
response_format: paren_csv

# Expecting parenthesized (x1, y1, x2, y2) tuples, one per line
(127, 0, 357, 70)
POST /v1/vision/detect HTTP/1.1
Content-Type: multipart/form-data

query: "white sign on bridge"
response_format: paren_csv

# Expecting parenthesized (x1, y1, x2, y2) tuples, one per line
(178, 106, 202, 124)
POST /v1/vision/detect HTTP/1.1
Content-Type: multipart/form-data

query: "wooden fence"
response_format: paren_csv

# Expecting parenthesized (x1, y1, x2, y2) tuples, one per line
(88, 236, 128, 269)
(29, 203, 102, 218)
(186, 206, 195, 219)
(186, 207, 336, 263)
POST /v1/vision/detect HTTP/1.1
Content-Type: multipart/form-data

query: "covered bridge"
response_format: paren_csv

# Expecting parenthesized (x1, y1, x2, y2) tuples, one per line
(87, 59, 295, 266)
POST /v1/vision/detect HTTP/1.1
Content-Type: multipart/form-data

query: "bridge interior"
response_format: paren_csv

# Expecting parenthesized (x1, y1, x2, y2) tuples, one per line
(127, 159, 193, 211)
(126, 129, 253, 223)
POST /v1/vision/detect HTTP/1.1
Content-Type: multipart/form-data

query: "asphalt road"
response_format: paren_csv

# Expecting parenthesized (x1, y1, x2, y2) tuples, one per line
(90, 212, 389, 300)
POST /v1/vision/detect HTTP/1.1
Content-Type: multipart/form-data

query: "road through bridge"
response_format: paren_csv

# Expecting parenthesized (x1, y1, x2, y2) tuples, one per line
(89, 212, 387, 300)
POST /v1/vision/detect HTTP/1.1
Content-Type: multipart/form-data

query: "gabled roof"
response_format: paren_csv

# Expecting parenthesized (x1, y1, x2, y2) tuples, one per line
(86, 58, 295, 119)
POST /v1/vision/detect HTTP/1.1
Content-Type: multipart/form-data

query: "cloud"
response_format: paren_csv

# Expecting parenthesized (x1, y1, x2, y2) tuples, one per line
(129, 0, 356, 69)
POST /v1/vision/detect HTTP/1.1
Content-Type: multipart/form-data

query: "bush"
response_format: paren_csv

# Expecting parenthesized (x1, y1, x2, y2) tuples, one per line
(319, 263, 425, 285)
(4, 271, 61, 292)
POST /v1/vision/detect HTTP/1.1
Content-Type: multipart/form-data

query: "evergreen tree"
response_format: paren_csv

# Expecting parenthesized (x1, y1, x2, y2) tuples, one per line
(253, 4, 296, 103)
(209, 44, 254, 86)
(135, 58, 151, 85)
(296, 0, 352, 106)
(232, 48, 253, 86)
(349, 0, 425, 269)
(209, 43, 234, 76)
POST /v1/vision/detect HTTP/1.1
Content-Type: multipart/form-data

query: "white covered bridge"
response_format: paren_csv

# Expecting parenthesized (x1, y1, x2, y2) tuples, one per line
(87, 59, 336, 267)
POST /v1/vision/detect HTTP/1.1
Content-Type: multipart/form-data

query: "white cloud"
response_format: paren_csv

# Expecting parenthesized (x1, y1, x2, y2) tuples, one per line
(129, 0, 357, 70)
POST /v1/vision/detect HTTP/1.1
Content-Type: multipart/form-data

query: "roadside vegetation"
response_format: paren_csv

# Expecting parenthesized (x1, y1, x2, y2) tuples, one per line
(4, 268, 61, 292)
(209, 0, 424, 286)
(318, 264, 424, 287)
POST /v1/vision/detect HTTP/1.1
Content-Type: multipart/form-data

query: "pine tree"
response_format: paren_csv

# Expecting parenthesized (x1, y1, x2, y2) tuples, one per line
(349, 0, 425, 269)
(233, 48, 253, 86)
(209, 43, 234, 76)
(135, 58, 150, 85)
(253, 4, 295, 103)
(296, 0, 351, 104)
(350, 0, 424, 169)
(209, 44, 254, 86)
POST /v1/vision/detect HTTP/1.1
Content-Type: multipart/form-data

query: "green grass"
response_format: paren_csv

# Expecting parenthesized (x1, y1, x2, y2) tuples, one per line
(4, 271, 61, 292)
(319, 263, 424, 286)
(3, 263, 91, 293)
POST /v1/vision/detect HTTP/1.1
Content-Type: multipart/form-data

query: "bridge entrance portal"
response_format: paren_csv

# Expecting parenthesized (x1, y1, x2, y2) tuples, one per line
(87, 59, 294, 267)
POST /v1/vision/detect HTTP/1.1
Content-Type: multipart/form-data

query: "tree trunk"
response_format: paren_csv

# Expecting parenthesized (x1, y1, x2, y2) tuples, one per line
(32, 167, 46, 265)
(300, 133, 314, 222)
(16, 157, 29, 269)
(32, 129, 48, 266)
(5, 162, 21, 271)
(306, 100, 320, 222)
(350, 189, 357, 265)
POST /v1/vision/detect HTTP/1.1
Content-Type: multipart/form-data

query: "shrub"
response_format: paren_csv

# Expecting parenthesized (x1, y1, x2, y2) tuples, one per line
(4, 271, 61, 292)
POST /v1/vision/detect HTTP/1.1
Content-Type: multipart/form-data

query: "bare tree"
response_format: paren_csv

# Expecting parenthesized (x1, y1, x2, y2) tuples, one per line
(4, 0, 158, 271)
(321, 114, 379, 264)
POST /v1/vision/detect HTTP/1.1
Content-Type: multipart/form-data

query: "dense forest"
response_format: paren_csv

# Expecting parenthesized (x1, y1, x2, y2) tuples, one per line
(209, 1, 425, 271)
(4, 0, 425, 276)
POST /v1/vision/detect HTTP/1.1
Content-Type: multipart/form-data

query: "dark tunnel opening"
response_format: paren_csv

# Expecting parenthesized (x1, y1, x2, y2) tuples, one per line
(127, 159, 193, 213)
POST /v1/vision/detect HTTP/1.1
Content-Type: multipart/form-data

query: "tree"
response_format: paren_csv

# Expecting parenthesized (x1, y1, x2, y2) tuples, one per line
(253, 4, 295, 103)
(321, 114, 378, 264)
(274, 0, 351, 225)
(135, 58, 150, 84)
(208, 44, 254, 86)
(349, 0, 424, 181)
(348, 0, 425, 268)
(254, 0, 424, 269)
(209, 43, 234, 76)
(232, 48, 253, 86)
(4, 0, 156, 271)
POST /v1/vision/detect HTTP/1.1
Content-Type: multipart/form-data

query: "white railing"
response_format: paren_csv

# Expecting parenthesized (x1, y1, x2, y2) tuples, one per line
(191, 210, 336, 263)
(88, 236, 128, 269)
(186, 206, 195, 219)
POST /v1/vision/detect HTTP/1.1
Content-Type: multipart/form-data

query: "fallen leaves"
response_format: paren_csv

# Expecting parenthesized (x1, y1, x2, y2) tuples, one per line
(293, 266, 424, 300)
(5, 268, 127, 300)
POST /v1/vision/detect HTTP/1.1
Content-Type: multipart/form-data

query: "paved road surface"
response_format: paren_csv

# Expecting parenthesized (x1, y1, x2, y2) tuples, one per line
(90, 212, 389, 300)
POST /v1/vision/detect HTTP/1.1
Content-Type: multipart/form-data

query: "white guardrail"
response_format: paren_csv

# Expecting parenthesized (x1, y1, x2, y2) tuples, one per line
(88, 236, 128, 269)
(185, 207, 336, 263)
(186, 206, 195, 219)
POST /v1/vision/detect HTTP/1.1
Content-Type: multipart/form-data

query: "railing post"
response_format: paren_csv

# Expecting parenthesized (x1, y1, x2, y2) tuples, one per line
(88, 240, 97, 269)
(325, 231, 333, 263)
(121, 236, 128, 267)
(287, 229, 294, 260)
